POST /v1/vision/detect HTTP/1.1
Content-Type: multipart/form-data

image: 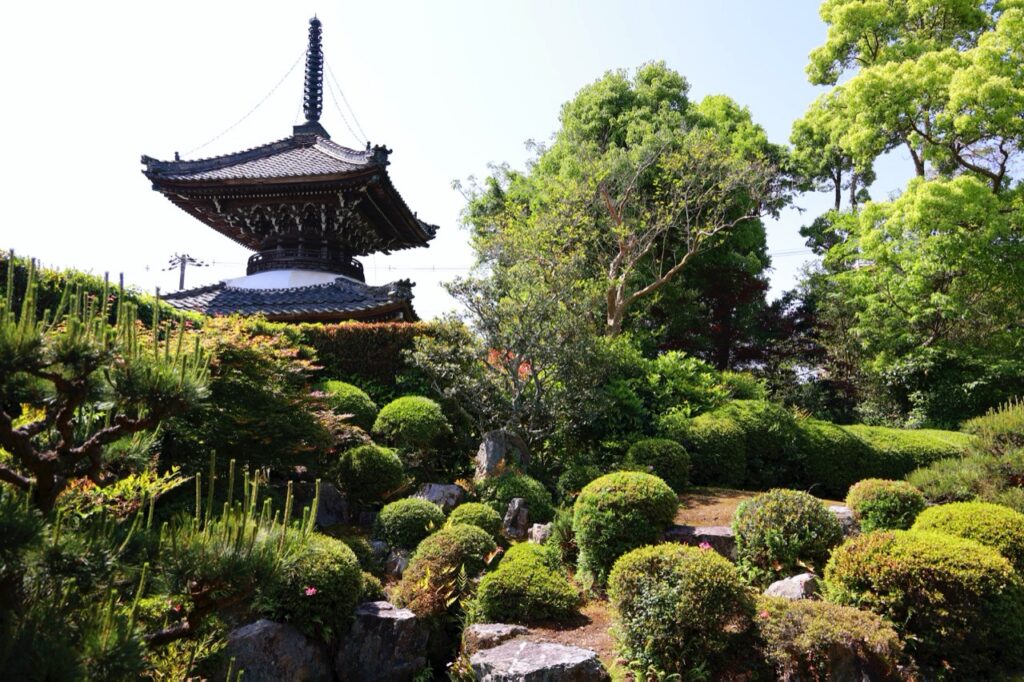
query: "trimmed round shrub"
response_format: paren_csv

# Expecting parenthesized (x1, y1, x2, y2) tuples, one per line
(331, 444, 405, 506)
(477, 472, 555, 524)
(556, 463, 604, 502)
(796, 419, 876, 497)
(733, 489, 843, 585)
(372, 396, 451, 451)
(912, 501, 1024, 573)
(319, 380, 378, 430)
(608, 543, 754, 676)
(374, 497, 445, 549)
(393, 523, 497, 617)
(265, 534, 363, 642)
(845, 479, 926, 532)
(755, 595, 902, 681)
(825, 530, 1024, 676)
(332, 533, 380, 575)
(625, 438, 690, 492)
(446, 502, 502, 539)
(360, 571, 386, 601)
(573, 471, 678, 587)
(658, 410, 746, 487)
(476, 544, 579, 624)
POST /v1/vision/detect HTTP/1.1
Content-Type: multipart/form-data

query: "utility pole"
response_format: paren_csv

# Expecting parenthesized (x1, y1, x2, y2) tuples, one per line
(163, 254, 208, 290)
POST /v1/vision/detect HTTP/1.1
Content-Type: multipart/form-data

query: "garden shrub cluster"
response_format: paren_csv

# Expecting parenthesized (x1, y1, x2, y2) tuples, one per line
(446, 502, 502, 539)
(825, 529, 1024, 676)
(572, 471, 678, 587)
(374, 497, 446, 549)
(373, 395, 451, 452)
(623, 438, 690, 492)
(476, 471, 555, 524)
(608, 543, 754, 677)
(733, 489, 843, 585)
(331, 444, 406, 507)
(475, 542, 579, 624)
(845, 479, 926, 532)
(319, 379, 379, 431)
(658, 409, 746, 487)
(912, 501, 1024, 573)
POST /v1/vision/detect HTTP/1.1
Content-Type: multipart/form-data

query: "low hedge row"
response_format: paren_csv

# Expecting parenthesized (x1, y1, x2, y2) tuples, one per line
(659, 400, 973, 496)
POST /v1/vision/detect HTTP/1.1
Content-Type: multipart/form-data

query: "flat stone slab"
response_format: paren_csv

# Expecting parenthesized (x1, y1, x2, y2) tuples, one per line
(463, 623, 529, 655)
(662, 524, 736, 559)
(470, 639, 609, 681)
(335, 601, 428, 682)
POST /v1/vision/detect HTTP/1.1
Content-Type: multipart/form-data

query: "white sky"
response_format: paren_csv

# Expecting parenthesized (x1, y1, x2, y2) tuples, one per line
(0, 1, 911, 320)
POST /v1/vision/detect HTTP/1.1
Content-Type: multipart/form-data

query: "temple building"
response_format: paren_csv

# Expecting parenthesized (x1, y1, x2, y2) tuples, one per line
(141, 17, 436, 322)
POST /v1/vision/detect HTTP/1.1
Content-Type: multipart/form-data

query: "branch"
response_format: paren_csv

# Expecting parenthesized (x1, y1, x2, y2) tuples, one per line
(0, 465, 31, 491)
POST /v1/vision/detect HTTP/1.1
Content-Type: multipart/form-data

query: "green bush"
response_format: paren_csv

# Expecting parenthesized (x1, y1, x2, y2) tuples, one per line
(608, 543, 754, 676)
(962, 397, 1024, 455)
(547, 507, 578, 568)
(796, 418, 876, 498)
(393, 523, 497, 617)
(842, 425, 974, 479)
(755, 596, 903, 681)
(845, 479, 926, 532)
(476, 543, 579, 624)
(720, 370, 768, 400)
(476, 472, 555, 524)
(374, 497, 445, 549)
(372, 395, 451, 451)
(360, 571, 386, 601)
(912, 501, 1024, 573)
(908, 448, 1024, 508)
(625, 438, 690, 492)
(331, 444, 406, 506)
(264, 534, 363, 642)
(446, 502, 502, 539)
(718, 400, 803, 488)
(825, 530, 1024, 676)
(319, 380, 379, 430)
(733, 489, 843, 585)
(331, 533, 381, 575)
(573, 472, 678, 587)
(556, 463, 604, 502)
(658, 409, 746, 487)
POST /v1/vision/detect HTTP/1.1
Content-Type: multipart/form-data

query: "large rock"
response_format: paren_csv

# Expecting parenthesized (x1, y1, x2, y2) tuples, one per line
(463, 623, 529, 655)
(528, 523, 552, 545)
(385, 548, 411, 579)
(413, 483, 465, 512)
(470, 640, 609, 681)
(663, 524, 736, 559)
(503, 497, 529, 540)
(829, 505, 859, 536)
(292, 481, 349, 528)
(765, 572, 820, 600)
(335, 601, 429, 682)
(475, 430, 531, 480)
(224, 619, 330, 682)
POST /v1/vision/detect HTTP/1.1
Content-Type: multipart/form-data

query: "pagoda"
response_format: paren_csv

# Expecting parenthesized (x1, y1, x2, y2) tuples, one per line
(141, 17, 437, 322)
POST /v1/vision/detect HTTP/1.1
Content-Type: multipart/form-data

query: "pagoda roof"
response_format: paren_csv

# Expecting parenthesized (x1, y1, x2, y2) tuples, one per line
(160, 275, 417, 322)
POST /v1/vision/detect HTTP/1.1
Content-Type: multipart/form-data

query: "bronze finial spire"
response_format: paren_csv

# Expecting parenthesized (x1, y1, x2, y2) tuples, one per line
(303, 17, 324, 123)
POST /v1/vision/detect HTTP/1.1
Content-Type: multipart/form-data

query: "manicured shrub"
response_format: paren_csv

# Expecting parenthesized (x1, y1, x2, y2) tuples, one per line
(912, 501, 1024, 573)
(658, 409, 746, 487)
(446, 502, 502, 539)
(796, 418, 876, 497)
(573, 471, 678, 587)
(476, 543, 579, 624)
(374, 497, 445, 549)
(719, 400, 803, 488)
(733, 489, 843, 585)
(476, 472, 555, 524)
(825, 530, 1024, 676)
(360, 571, 386, 601)
(841, 425, 974, 479)
(319, 379, 378, 430)
(906, 453, 990, 504)
(608, 543, 754, 676)
(332, 533, 381, 575)
(720, 370, 768, 400)
(331, 444, 405, 506)
(845, 479, 926, 532)
(755, 596, 903, 681)
(372, 395, 451, 451)
(625, 438, 690, 492)
(556, 463, 604, 501)
(264, 534, 363, 642)
(393, 523, 497, 617)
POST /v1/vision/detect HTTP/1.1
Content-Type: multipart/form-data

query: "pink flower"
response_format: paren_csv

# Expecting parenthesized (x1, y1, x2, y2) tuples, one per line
(304, 586, 318, 596)
(698, 541, 713, 551)
(759, 610, 770, 619)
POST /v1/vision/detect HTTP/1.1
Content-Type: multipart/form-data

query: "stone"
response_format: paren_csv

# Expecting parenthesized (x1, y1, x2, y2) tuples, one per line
(503, 497, 529, 540)
(224, 619, 330, 682)
(413, 483, 465, 512)
(662, 524, 736, 559)
(470, 640, 610, 681)
(463, 623, 529, 655)
(335, 601, 429, 682)
(385, 548, 411, 579)
(289, 480, 349, 528)
(357, 510, 378, 527)
(829, 505, 859, 536)
(528, 522, 552, 544)
(475, 430, 531, 480)
(764, 572, 820, 600)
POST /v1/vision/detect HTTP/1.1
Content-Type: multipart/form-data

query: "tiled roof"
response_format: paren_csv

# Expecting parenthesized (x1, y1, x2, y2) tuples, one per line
(161, 277, 416, 321)
(141, 135, 386, 182)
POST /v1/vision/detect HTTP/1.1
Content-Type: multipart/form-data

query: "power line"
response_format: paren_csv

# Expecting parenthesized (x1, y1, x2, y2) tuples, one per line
(325, 60, 369, 142)
(323, 67, 366, 146)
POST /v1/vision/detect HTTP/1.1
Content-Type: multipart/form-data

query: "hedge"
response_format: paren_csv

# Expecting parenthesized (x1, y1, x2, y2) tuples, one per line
(841, 425, 974, 479)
